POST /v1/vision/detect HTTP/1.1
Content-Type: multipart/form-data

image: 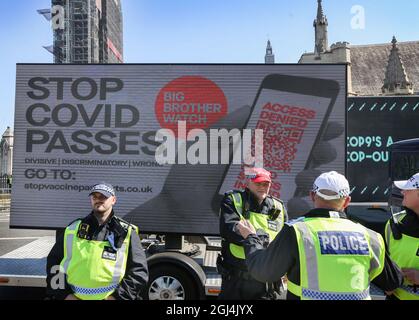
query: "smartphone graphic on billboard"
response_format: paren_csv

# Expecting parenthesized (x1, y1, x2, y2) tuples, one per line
(216, 74, 340, 208)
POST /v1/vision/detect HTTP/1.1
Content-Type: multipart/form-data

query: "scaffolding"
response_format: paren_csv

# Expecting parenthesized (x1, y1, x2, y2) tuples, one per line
(52, 0, 123, 64)
(102, 0, 124, 63)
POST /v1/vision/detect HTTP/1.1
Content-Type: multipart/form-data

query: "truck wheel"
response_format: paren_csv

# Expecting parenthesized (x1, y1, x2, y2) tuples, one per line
(147, 265, 198, 300)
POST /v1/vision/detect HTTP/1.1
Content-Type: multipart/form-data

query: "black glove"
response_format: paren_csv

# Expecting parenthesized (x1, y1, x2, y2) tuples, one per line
(256, 229, 270, 248)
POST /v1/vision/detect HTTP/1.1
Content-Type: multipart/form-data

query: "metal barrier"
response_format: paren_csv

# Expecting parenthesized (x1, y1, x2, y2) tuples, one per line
(0, 174, 12, 192)
(0, 174, 11, 212)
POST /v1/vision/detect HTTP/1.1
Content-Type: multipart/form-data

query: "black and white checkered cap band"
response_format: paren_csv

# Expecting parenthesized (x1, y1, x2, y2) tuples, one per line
(91, 184, 115, 196)
(394, 174, 419, 190)
(312, 183, 350, 200)
(408, 176, 419, 188)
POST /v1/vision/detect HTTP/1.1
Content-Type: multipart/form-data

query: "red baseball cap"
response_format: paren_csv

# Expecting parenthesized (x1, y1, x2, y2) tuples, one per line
(245, 167, 272, 183)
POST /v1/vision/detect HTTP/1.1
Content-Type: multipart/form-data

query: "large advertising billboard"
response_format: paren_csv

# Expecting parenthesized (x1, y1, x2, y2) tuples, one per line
(12, 64, 346, 234)
(347, 96, 419, 203)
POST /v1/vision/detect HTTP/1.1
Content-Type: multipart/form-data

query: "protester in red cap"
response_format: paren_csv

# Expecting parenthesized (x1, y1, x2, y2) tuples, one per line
(217, 167, 288, 300)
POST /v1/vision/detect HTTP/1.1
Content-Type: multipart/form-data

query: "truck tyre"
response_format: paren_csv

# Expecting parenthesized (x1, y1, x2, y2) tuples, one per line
(146, 264, 199, 300)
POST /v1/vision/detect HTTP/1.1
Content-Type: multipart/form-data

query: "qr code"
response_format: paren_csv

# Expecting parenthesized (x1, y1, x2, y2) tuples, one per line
(231, 104, 313, 197)
(256, 121, 298, 172)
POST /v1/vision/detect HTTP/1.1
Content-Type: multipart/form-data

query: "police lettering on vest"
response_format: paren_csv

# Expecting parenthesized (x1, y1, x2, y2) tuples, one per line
(318, 231, 369, 255)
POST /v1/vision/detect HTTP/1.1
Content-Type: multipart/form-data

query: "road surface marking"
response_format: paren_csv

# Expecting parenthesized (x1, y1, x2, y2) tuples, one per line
(0, 237, 42, 241)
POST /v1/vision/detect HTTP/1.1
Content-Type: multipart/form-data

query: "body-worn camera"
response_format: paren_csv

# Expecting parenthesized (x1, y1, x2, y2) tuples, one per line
(268, 207, 282, 221)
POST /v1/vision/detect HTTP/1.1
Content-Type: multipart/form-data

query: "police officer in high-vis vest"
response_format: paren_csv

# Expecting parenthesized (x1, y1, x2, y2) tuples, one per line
(237, 171, 403, 300)
(46, 182, 149, 300)
(385, 173, 419, 300)
(218, 167, 287, 300)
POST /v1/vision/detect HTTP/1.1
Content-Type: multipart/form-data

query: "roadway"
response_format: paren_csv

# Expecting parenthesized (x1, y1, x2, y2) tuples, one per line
(0, 209, 54, 300)
(0, 210, 55, 256)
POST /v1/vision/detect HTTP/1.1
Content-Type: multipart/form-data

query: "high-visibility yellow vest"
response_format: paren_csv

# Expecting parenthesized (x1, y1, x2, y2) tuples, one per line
(385, 213, 419, 300)
(60, 219, 133, 300)
(229, 192, 285, 259)
(287, 216, 385, 300)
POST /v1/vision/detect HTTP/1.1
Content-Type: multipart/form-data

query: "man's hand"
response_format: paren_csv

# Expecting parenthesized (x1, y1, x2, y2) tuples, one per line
(384, 290, 395, 296)
(236, 220, 256, 239)
(402, 268, 419, 285)
(64, 294, 80, 300)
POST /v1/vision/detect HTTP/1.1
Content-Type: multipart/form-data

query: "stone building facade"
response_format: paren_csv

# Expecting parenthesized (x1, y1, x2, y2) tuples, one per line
(298, 0, 418, 96)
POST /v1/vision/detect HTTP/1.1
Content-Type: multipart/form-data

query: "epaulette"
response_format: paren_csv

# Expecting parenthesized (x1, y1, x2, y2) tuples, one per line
(115, 216, 138, 232)
(67, 218, 83, 228)
(285, 217, 305, 226)
(268, 195, 285, 205)
(393, 210, 407, 224)
(224, 189, 243, 196)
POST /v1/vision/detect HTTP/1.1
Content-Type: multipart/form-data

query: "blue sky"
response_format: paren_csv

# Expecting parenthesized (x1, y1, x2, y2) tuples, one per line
(1, 0, 418, 135)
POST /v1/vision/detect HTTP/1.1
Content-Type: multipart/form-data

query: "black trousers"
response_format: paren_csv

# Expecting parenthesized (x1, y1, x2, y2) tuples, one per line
(218, 274, 269, 300)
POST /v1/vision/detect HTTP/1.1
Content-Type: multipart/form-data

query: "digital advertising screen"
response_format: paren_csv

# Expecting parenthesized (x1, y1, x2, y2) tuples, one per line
(347, 96, 419, 203)
(12, 64, 346, 233)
